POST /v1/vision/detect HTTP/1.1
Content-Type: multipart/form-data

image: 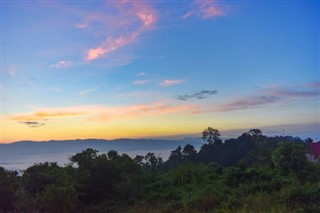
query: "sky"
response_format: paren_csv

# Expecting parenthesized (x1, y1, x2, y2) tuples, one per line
(1, 0, 319, 143)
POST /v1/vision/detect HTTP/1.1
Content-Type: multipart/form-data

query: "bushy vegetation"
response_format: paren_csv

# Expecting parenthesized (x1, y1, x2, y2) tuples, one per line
(1, 128, 319, 213)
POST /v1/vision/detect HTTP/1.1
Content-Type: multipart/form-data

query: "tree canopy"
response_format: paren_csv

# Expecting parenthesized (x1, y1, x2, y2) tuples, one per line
(1, 128, 319, 213)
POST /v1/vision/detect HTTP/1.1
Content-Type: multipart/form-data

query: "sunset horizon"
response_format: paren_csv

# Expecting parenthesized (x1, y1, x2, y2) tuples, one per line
(2, 1, 319, 143)
(2, 122, 320, 144)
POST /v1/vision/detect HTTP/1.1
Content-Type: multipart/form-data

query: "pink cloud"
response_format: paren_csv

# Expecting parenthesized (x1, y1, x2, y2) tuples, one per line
(91, 103, 198, 122)
(182, 0, 225, 20)
(201, 5, 224, 18)
(9, 103, 199, 124)
(136, 11, 156, 28)
(213, 82, 320, 112)
(181, 11, 195, 19)
(160, 80, 184, 87)
(265, 88, 319, 98)
(11, 109, 88, 121)
(85, 1, 157, 61)
(75, 23, 88, 29)
(306, 81, 320, 89)
(86, 33, 138, 60)
(49, 60, 73, 69)
(261, 84, 320, 98)
(86, 48, 105, 61)
(215, 96, 279, 112)
(42, 1, 157, 63)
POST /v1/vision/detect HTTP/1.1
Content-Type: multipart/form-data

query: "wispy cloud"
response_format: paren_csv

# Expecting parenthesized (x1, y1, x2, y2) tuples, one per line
(86, 33, 139, 61)
(6, 65, 18, 77)
(136, 72, 146, 76)
(85, 1, 157, 61)
(216, 96, 279, 112)
(9, 70, 16, 77)
(306, 81, 320, 89)
(214, 83, 320, 112)
(11, 108, 88, 122)
(261, 83, 320, 98)
(91, 103, 198, 122)
(133, 80, 151, 85)
(177, 90, 218, 100)
(78, 88, 98, 96)
(19, 121, 46, 128)
(9, 103, 199, 124)
(264, 88, 319, 98)
(182, 0, 225, 20)
(119, 91, 158, 98)
(49, 60, 73, 69)
(160, 79, 184, 87)
(75, 23, 88, 29)
(181, 11, 194, 19)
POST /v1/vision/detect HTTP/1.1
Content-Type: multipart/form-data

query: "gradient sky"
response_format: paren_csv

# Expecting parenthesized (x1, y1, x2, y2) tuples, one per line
(1, 0, 319, 143)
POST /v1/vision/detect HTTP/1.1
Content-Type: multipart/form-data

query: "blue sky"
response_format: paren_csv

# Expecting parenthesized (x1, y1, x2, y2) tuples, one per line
(1, 0, 319, 142)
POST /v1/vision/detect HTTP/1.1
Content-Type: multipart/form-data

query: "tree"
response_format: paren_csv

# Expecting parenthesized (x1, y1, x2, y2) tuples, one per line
(202, 127, 221, 144)
(69, 148, 98, 169)
(134, 155, 144, 166)
(305, 138, 313, 143)
(144, 152, 163, 169)
(166, 146, 184, 168)
(272, 142, 308, 174)
(107, 150, 119, 160)
(87, 154, 120, 203)
(0, 167, 20, 213)
(182, 144, 197, 162)
(40, 184, 78, 213)
(238, 129, 263, 143)
(248, 129, 262, 137)
(22, 162, 77, 212)
(222, 138, 254, 166)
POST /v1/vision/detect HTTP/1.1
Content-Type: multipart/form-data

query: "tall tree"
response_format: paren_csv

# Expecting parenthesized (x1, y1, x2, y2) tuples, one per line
(248, 129, 262, 137)
(166, 146, 184, 168)
(144, 152, 163, 170)
(69, 148, 98, 169)
(182, 144, 197, 162)
(272, 142, 308, 173)
(202, 127, 221, 144)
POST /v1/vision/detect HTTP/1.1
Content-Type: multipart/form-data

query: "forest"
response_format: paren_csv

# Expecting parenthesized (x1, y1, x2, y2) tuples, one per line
(1, 128, 319, 213)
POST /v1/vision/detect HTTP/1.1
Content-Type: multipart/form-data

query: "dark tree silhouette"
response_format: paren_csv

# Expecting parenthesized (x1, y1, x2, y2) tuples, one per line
(202, 127, 221, 144)
(107, 150, 119, 160)
(69, 148, 98, 169)
(2, 129, 320, 213)
(182, 144, 197, 162)
(0, 167, 19, 213)
(248, 129, 262, 137)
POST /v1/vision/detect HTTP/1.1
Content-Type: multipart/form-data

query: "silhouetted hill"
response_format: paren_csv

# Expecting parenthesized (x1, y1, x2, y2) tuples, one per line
(1, 138, 204, 170)
(3, 138, 202, 155)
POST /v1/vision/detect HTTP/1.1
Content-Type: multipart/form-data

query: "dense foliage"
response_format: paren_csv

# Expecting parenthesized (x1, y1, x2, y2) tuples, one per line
(1, 129, 319, 213)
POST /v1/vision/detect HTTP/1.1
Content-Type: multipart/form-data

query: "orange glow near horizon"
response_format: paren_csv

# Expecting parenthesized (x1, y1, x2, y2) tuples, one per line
(2, 1, 319, 143)
(2, 108, 205, 143)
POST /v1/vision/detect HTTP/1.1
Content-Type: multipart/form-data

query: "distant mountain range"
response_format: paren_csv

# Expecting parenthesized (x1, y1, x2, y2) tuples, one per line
(0, 138, 203, 170)
(2, 138, 203, 155)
